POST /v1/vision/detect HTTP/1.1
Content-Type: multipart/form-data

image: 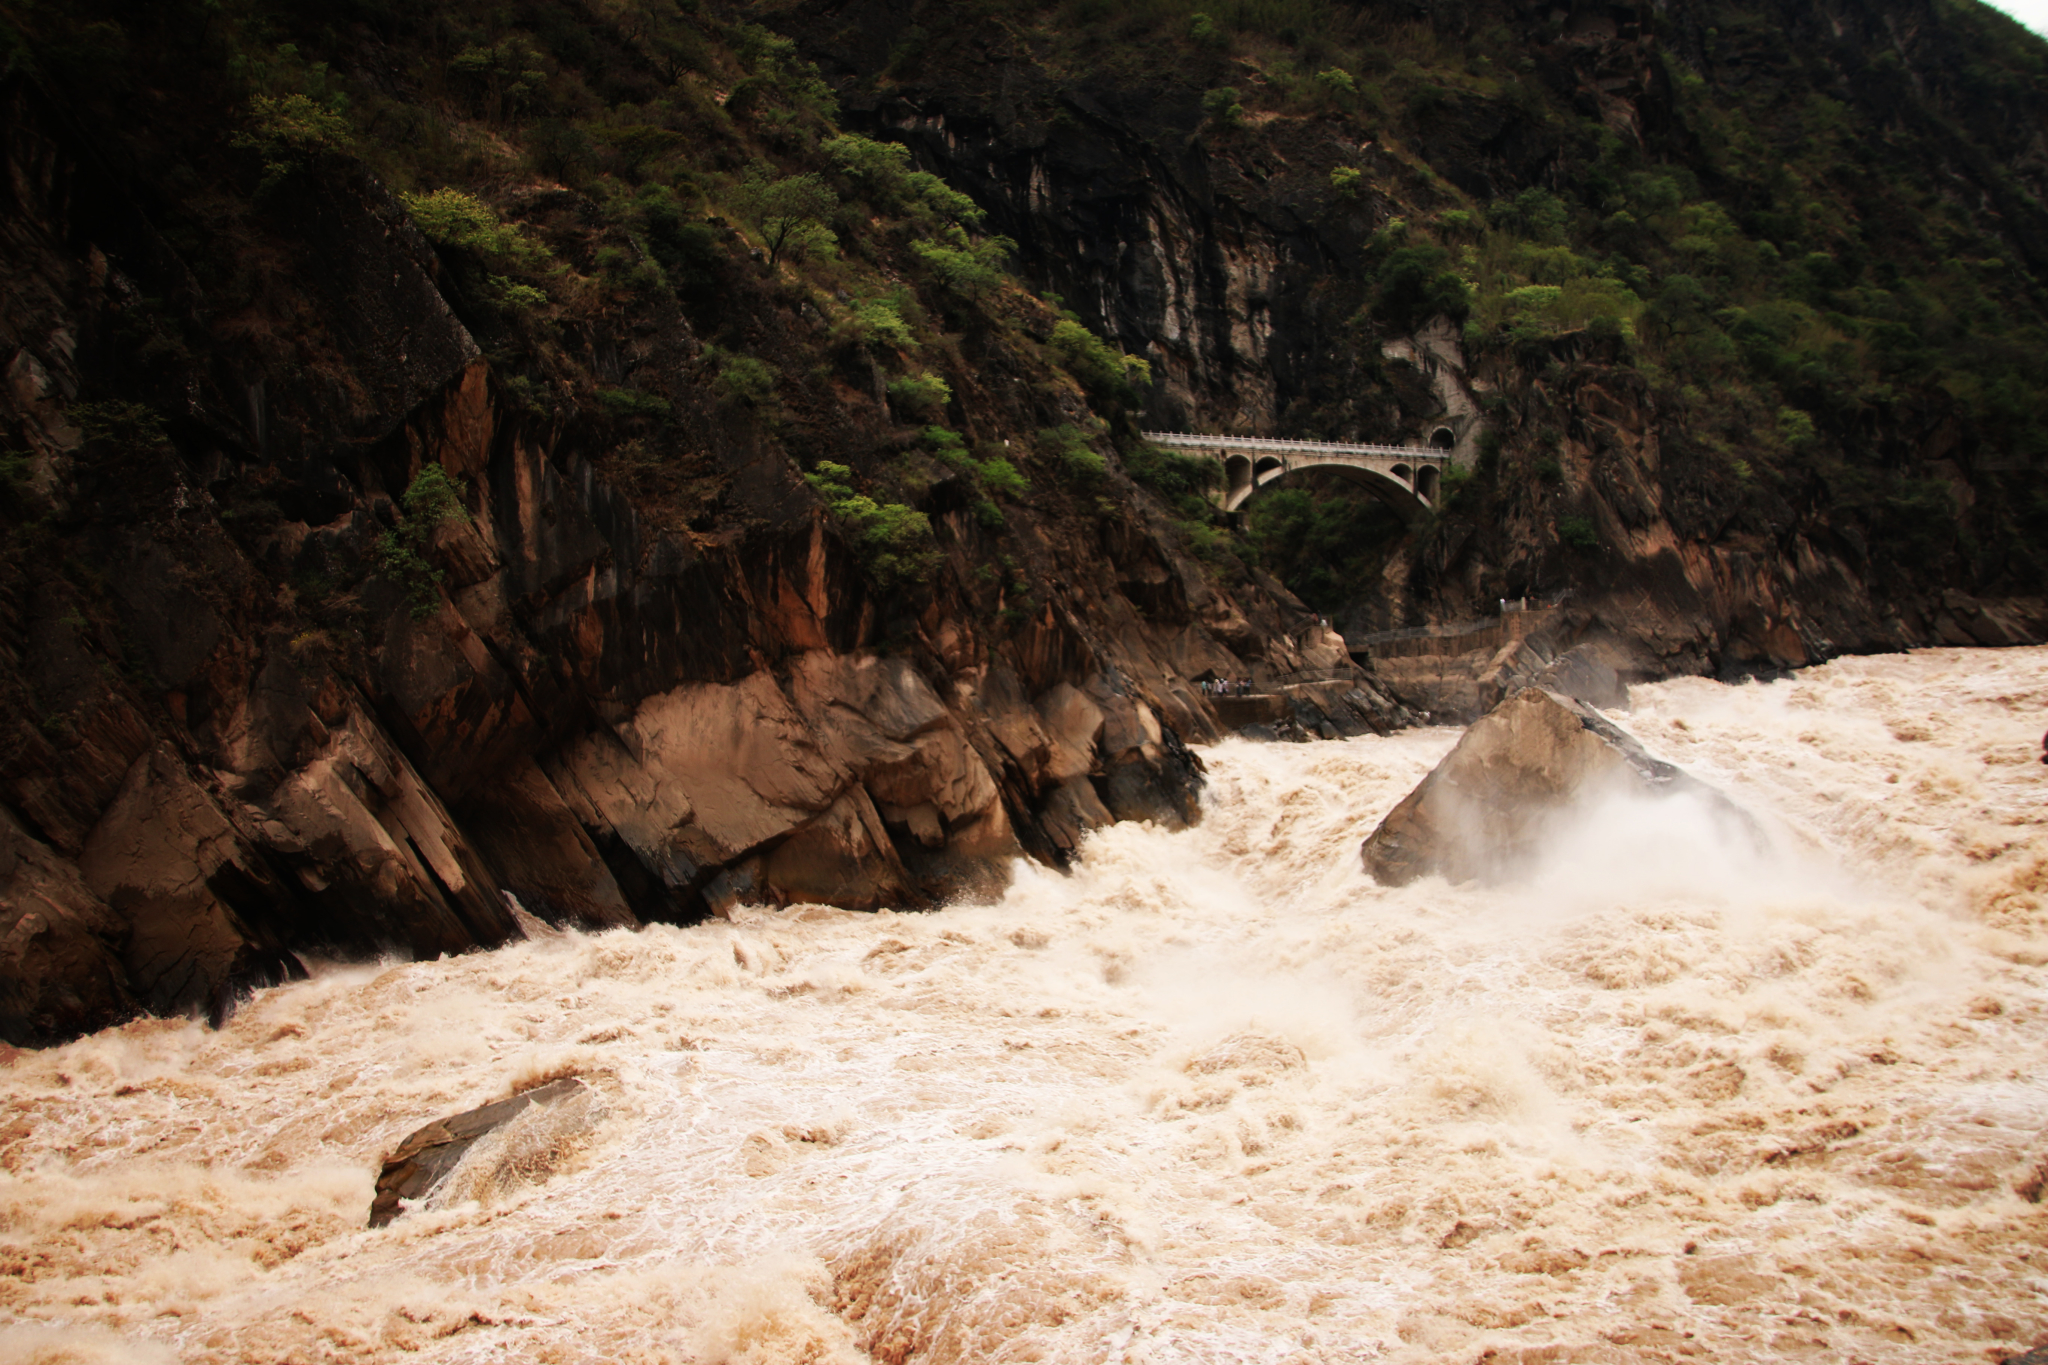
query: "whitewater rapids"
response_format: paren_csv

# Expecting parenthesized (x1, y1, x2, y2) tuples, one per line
(3, 646, 2046, 1364)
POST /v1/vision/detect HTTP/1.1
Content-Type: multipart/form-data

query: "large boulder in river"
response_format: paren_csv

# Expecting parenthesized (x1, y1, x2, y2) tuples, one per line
(369, 1077, 592, 1226)
(1360, 686, 1737, 886)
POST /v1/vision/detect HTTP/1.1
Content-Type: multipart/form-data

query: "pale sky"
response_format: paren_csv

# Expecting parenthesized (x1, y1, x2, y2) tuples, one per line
(1978, 0, 2048, 37)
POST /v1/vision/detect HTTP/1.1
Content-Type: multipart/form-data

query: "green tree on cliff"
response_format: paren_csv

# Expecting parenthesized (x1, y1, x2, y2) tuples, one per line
(377, 463, 472, 620)
(733, 168, 837, 267)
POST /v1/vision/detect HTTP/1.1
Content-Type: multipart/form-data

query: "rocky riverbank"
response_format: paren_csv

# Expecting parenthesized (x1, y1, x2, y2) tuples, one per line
(0, 70, 1401, 1045)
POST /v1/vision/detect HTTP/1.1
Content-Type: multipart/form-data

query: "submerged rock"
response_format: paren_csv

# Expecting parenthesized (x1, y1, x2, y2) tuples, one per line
(1360, 686, 1742, 887)
(369, 1077, 589, 1227)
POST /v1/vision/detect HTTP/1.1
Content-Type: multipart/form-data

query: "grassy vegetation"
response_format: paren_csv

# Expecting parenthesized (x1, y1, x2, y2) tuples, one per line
(804, 461, 941, 588)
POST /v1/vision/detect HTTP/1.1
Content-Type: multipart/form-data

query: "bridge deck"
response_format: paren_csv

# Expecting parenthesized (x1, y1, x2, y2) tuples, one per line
(1143, 431, 1447, 461)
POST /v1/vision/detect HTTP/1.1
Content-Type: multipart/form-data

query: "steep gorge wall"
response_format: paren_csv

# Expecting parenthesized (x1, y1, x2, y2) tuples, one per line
(9, 0, 2044, 1042)
(0, 82, 1411, 1045)
(776, 0, 2047, 695)
(1386, 340, 2047, 695)
(783, 0, 1648, 438)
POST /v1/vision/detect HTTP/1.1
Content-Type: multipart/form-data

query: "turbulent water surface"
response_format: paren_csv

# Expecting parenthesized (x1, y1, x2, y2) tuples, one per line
(4, 646, 2047, 1364)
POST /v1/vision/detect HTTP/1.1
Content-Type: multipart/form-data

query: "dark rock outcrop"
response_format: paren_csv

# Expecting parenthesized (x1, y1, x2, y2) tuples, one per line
(1531, 646, 1629, 713)
(0, 805, 132, 1042)
(1360, 686, 1741, 887)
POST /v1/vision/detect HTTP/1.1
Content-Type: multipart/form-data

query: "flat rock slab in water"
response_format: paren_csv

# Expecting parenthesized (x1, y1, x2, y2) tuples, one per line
(368, 1077, 585, 1227)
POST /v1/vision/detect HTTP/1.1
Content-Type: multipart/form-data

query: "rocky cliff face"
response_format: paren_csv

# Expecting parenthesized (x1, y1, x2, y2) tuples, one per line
(0, 73, 1413, 1045)
(1381, 341, 2048, 701)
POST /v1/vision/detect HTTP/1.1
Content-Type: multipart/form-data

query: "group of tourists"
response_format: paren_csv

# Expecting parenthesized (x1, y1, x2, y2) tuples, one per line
(1200, 676, 1254, 697)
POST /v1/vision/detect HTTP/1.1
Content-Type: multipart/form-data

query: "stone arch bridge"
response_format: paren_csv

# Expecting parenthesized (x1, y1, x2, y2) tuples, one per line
(1143, 431, 1453, 515)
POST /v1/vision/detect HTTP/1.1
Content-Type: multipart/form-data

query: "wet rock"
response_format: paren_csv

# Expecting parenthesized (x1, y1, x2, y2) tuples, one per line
(1531, 645, 1628, 711)
(251, 703, 523, 957)
(1282, 681, 1412, 738)
(1035, 775, 1115, 856)
(760, 787, 911, 911)
(1036, 682, 1105, 783)
(369, 1077, 586, 1227)
(77, 748, 309, 1021)
(864, 725, 999, 824)
(1212, 694, 1285, 729)
(546, 674, 848, 889)
(978, 664, 1055, 782)
(1360, 686, 1739, 887)
(1099, 726, 1204, 829)
(0, 807, 133, 1045)
(455, 757, 639, 931)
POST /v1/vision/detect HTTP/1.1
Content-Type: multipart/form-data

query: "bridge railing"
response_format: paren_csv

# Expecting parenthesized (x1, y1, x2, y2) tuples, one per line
(1142, 431, 1447, 461)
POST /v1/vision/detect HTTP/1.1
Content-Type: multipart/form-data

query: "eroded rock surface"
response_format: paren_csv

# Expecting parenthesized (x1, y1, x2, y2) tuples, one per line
(1360, 686, 1737, 887)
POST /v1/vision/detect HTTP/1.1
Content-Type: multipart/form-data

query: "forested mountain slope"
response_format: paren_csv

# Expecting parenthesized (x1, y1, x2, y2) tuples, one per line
(761, 0, 2048, 669)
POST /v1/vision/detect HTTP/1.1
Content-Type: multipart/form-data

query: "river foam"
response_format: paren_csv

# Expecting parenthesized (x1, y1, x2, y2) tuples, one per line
(3, 646, 2045, 1363)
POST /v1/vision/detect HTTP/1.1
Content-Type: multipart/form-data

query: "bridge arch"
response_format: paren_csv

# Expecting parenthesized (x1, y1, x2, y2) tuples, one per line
(1225, 461, 1434, 517)
(1417, 465, 1441, 501)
